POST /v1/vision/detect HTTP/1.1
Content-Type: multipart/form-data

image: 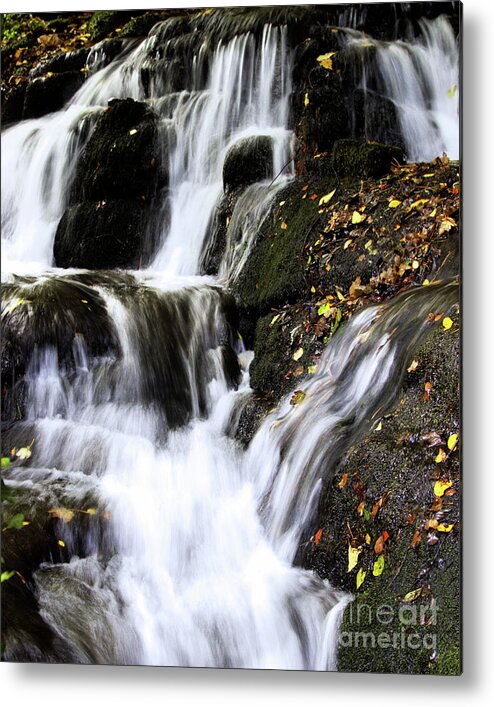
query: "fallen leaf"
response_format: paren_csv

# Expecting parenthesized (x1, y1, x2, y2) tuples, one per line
(357, 501, 365, 516)
(319, 189, 336, 206)
(435, 448, 447, 463)
(315, 528, 323, 545)
(15, 447, 32, 460)
(348, 545, 361, 572)
(388, 199, 401, 208)
(292, 347, 304, 361)
(403, 588, 422, 603)
(338, 473, 348, 489)
(442, 316, 453, 330)
(290, 390, 306, 406)
(437, 523, 454, 533)
(317, 52, 336, 70)
(352, 210, 364, 224)
(434, 479, 453, 497)
(58, 540, 65, 547)
(280, 221, 288, 230)
(424, 381, 432, 401)
(447, 433, 458, 451)
(407, 360, 419, 373)
(129, 128, 138, 135)
(411, 530, 421, 549)
(356, 567, 366, 589)
(372, 555, 385, 576)
(304, 92, 309, 107)
(448, 84, 456, 98)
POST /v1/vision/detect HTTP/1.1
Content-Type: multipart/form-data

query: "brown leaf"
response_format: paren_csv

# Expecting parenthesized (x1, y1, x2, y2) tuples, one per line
(338, 473, 348, 489)
(411, 530, 421, 549)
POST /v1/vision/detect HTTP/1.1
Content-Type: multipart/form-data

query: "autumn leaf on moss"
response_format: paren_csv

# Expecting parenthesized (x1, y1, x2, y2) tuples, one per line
(447, 434, 458, 451)
(356, 567, 366, 589)
(442, 316, 453, 330)
(317, 52, 336, 69)
(434, 479, 452, 497)
(314, 528, 323, 545)
(348, 545, 361, 572)
(372, 555, 385, 576)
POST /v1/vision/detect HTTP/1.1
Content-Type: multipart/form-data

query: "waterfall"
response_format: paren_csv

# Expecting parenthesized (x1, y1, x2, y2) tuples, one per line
(347, 15, 459, 161)
(1, 7, 459, 669)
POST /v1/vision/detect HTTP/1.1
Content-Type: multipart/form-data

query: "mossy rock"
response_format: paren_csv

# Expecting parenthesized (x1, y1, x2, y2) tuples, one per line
(223, 135, 274, 193)
(302, 314, 461, 675)
(119, 12, 164, 38)
(88, 11, 122, 42)
(331, 139, 405, 180)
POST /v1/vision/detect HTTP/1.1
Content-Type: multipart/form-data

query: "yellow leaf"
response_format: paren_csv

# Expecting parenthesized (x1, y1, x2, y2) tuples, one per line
(365, 533, 371, 545)
(58, 540, 65, 547)
(373, 555, 385, 576)
(336, 289, 345, 301)
(280, 221, 288, 230)
(388, 199, 401, 208)
(84, 508, 97, 515)
(356, 567, 366, 589)
(270, 314, 280, 326)
(447, 434, 458, 451)
(437, 523, 454, 533)
(435, 448, 447, 463)
(412, 260, 420, 269)
(343, 239, 352, 250)
(319, 189, 336, 206)
(434, 479, 452, 497)
(15, 447, 32, 460)
(317, 52, 336, 70)
(408, 198, 429, 211)
(129, 128, 138, 135)
(304, 92, 309, 107)
(347, 545, 361, 573)
(442, 316, 453, 330)
(423, 279, 430, 286)
(292, 347, 304, 361)
(279, 201, 286, 207)
(448, 84, 456, 98)
(403, 588, 422, 603)
(290, 390, 306, 406)
(307, 364, 317, 375)
(352, 210, 364, 224)
(375, 421, 382, 432)
(407, 359, 419, 373)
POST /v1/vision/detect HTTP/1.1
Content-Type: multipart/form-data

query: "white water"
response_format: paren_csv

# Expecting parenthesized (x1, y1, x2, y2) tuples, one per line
(1, 10, 459, 668)
(348, 15, 459, 161)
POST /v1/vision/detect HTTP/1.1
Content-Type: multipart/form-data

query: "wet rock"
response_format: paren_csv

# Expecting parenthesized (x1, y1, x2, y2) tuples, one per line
(1, 83, 26, 126)
(88, 11, 126, 42)
(119, 12, 164, 38)
(71, 98, 164, 203)
(54, 200, 148, 270)
(331, 138, 405, 180)
(223, 135, 274, 193)
(23, 71, 85, 119)
(234, 394, 273, 447)
(301, 316, 460, 675)
(29, 47, 90, 78)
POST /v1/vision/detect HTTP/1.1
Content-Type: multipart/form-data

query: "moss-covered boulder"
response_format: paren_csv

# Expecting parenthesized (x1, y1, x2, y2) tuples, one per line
(223, 135, 274, 193)
(71, 98, 164, 203)
(302, 313, 461, 675)
(87, 11, 123, 42)
(54, 200, 150, 270)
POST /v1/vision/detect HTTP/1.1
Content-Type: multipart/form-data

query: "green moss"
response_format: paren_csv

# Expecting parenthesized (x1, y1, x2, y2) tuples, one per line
(88, 11, 121, 41)
(234, 179, 333, 314)
(331, 139, 404, 180)
(119, 12, 163, 38)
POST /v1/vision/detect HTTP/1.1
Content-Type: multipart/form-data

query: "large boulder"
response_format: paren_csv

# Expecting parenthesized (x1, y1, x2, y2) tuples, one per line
(70, 98, 165, 203)
(54, 200, 148, 270)
(223, 135, 274, 193)
(331, 139, 405, 180)
(23, 71, 85, 119)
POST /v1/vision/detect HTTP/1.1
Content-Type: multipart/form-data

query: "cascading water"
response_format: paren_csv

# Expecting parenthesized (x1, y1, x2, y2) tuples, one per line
(1, 7, 459, 668)
(346, 15, 459, 161)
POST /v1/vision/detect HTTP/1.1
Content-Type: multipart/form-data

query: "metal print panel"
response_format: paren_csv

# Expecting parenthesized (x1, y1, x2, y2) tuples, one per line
(1, 2, 461, 674)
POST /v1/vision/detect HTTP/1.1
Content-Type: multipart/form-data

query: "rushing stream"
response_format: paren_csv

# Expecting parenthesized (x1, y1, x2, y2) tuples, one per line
(1, 8, 459, 668)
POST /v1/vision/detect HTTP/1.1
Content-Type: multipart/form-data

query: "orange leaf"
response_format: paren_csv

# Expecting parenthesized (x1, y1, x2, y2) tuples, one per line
(411, 530, 421, 549)
(338, 473, 348, 489)
(314, 528, 323, 545)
